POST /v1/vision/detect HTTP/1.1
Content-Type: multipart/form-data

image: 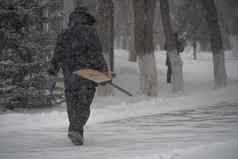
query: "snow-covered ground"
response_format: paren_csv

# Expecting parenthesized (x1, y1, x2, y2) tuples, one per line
(0, 49, 238, 159)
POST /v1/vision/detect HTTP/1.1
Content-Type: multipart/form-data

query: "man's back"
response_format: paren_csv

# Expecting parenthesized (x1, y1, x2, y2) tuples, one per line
(47, 6, 109, 145)
(53, 24, 105, 72)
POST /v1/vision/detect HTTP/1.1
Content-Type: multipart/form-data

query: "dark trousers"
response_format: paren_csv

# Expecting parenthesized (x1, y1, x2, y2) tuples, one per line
(166, 55, 172, 83)
(65, 86, 96, 133)
(167, 64, 172, 83)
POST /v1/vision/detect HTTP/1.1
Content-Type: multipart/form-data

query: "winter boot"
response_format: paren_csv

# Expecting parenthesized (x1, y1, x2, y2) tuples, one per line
(68, 131, 84, 145)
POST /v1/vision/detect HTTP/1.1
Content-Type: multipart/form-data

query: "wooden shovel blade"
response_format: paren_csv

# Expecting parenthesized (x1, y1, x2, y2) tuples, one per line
(74, 69, 112, 84)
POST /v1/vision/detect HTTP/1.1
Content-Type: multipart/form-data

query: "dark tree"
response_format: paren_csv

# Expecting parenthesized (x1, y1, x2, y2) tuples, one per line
(175, 0, 209, 59)
(96, 0, 113, 72)
(114, 0, 130, 50)
(96, 0, 113, 96)
(133, 0, 158, 96)
(128, 0, 137, 62)
(201, 0, 227, 88)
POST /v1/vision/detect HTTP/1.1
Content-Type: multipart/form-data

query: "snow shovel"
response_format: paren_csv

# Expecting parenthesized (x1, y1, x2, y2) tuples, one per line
(74, 69, 133, 96)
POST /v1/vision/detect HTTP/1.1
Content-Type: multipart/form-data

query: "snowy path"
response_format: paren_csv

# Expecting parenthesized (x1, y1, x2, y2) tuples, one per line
(1, 50, 238, 159)
(1, 102, 238, 159)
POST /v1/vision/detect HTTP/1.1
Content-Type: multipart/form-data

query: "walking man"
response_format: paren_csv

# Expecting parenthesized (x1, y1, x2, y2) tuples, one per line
(48, 6, 108, 145)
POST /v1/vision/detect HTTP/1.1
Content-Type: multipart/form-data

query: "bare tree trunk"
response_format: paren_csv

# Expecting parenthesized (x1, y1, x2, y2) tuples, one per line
(56, 0, 64, 33)
(154, 2, 165, 50)
(159, 0, 184, 92)
(0, 31, 6, 55)
(134, 0, 158, 96)
(193, 40, 197, 60)
(128, 0, 137, 62)
(201, 0, 227, 88)
(118, 0, 129, 50)
(96, 0, 114, 96)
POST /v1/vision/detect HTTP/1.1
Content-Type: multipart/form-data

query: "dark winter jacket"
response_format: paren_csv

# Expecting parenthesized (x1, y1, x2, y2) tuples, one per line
(49, 10, 108, 90)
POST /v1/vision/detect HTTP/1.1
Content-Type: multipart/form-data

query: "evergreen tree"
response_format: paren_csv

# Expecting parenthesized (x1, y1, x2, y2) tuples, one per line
(0, 0, 62, 110)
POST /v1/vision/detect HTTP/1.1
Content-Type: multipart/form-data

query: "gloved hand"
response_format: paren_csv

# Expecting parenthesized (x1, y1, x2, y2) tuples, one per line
(105, 71, 115, 79)
(98, 71, 114, 86)
(100, 81, 108, 86)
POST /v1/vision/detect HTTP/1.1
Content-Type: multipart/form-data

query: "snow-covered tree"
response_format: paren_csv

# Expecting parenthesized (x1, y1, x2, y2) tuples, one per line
(0, 0, 61, 109)
(201, 0, 227, 88)
(96, 0, 114, 96)
(133, 0, 158, 96)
